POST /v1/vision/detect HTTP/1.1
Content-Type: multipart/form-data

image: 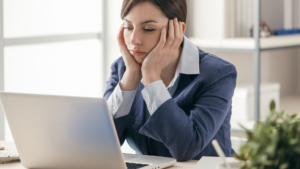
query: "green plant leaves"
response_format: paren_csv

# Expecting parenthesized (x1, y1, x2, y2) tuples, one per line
(234, 100, 300, 169)
(270, 100, 276, 111)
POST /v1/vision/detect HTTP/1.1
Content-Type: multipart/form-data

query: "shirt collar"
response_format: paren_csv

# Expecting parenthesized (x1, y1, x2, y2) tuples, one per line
(177, 35, 200, 75)
(165, 35, 199, 88)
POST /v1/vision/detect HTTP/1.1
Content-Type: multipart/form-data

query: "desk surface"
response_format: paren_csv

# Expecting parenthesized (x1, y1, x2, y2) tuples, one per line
(0, 141, 198, 169)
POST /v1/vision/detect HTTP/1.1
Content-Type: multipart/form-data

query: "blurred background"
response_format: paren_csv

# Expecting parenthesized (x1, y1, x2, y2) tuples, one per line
(0, 0, 299, 154)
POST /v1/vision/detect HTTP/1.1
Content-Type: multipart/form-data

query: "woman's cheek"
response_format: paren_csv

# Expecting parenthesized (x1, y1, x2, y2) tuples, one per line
(147, 32, 162, 49)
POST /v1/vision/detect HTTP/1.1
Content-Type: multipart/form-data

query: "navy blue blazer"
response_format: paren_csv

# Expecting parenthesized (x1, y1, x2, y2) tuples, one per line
(103, 49, 237, 162)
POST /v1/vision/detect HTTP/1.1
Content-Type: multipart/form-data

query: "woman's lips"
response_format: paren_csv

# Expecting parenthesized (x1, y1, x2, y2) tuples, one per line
(130, 50, 147, 56)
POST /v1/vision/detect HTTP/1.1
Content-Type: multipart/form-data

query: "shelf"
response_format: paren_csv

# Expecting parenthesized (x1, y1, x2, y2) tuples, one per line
(189, 34, 300, 51)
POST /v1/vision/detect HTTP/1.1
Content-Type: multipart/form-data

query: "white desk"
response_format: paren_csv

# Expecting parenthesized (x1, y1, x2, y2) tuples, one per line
(193, 156, 241, 169)
(0, 141, 197, 169)
(1, 141, 241, 169)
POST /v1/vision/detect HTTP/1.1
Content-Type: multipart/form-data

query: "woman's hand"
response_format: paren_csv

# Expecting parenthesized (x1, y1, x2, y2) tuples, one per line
(141, 18, 183, 86)
(117, 24, 142, 73)
(117, 24, 142, 91)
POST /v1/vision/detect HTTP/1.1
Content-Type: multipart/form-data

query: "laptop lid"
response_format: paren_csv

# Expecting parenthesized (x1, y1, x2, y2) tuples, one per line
(0, 92, 127, 169)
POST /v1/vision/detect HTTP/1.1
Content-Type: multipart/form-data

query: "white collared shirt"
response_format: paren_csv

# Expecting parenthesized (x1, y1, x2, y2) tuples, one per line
(107, 35, 199, 118)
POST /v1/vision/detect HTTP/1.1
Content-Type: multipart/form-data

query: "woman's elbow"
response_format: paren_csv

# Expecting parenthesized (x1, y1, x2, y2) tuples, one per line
(171, 148, 200, 162)
(173, 153, 194, 162)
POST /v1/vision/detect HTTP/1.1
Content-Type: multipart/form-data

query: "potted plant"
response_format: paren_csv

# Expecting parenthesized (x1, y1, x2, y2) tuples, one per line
(234, 101, 300, 169)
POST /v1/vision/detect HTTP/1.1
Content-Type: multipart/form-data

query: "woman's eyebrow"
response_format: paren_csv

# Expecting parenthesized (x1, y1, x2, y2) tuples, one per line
(124, 19, 158, 25)
(140, 20, 158, 24)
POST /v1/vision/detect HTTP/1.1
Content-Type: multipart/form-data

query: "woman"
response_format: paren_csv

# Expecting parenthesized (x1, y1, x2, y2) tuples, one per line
(104, 0, 237, 162)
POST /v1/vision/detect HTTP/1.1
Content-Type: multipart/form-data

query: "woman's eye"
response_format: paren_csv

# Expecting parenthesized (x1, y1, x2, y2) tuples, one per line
(145, 29, 155, 32)
(124, 27, 133, 30)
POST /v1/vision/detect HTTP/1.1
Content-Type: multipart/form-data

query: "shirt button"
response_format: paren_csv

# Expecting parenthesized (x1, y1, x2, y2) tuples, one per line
(112, 105, 116, 110)
(149, 106, 152, 111)
(116, 96, 120, 101)
(145, 96, 148, 101)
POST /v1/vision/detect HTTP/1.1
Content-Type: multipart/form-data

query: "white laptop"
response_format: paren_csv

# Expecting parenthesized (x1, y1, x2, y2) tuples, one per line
(0, 92, 176, 169)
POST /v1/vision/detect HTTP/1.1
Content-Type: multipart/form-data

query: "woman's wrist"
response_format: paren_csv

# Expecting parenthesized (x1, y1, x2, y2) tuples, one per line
(142, 71, 161, 87)
(126, 66, 141, 74)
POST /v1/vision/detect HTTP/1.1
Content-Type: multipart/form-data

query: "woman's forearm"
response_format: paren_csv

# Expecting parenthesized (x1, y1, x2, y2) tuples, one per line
(120, 69, 142, 91)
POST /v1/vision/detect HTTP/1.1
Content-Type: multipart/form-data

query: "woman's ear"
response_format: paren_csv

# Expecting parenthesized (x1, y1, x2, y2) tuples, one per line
(181, 22, 186, 34)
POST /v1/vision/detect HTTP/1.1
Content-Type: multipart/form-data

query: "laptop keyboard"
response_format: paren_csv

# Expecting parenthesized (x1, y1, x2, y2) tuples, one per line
(0, 150, 20, 163)
(126, 162, 150, 169)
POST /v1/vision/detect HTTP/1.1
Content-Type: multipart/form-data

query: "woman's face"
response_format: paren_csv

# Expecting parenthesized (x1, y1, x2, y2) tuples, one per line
(123, 2, 169, 64)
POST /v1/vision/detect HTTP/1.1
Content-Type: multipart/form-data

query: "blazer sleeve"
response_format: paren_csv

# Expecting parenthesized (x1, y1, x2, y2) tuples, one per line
(103, 59, 133, 146)
(139, 63, 237, 161)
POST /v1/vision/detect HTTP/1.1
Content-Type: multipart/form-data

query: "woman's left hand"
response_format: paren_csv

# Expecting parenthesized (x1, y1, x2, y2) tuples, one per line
(141, 18, 183, 86)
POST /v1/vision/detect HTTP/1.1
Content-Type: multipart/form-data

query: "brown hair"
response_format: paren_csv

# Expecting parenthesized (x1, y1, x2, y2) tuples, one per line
(121, 0, 187, 23)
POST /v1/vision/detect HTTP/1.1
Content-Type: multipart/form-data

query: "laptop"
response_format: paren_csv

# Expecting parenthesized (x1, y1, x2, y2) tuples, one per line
(0, 92, 176, 169)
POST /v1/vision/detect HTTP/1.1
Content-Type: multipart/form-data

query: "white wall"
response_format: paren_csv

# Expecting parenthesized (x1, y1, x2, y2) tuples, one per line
(190, 0, 254, 38)
(192, 0, 225, 39)
(284, 0, 300, 29)
(190, 0, 288, 38)
(284, 0, 293, 29)
(105, 0, 123, 82)
(186, 0, 194, 37)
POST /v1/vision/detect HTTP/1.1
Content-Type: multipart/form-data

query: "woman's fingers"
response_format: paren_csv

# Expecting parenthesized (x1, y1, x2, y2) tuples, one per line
(171, 19, 183, 49)
(156, 26, 167, 50)
(117, 24, 131, 56)
(117, 24, 125, 46)
(171, 18, 181, 48)
(117, 24, 132, 58)
(164, 19, 175, 48)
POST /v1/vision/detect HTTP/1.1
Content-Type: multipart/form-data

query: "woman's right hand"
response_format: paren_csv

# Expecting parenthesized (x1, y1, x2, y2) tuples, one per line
(117, 24, 141, 73)
(117, 24, 142, 91)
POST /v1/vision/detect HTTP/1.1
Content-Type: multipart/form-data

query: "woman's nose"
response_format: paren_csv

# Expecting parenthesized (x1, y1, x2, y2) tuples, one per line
(130, 29, 142, 45)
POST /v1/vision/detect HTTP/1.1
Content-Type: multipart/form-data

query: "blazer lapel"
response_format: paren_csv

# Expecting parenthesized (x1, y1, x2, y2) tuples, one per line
(173, 74, 194, 100)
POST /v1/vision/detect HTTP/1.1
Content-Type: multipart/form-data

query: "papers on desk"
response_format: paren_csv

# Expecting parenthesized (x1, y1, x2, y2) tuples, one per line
(193, 157, 241, 169)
